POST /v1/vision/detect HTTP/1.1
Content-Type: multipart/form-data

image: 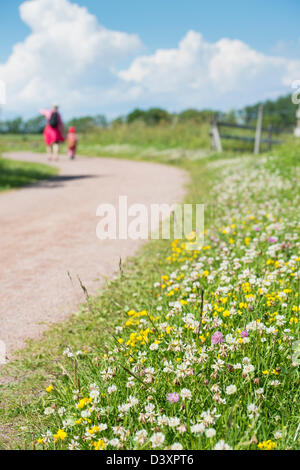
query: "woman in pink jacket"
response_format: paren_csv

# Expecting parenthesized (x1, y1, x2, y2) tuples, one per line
(40, 105, 65, 161)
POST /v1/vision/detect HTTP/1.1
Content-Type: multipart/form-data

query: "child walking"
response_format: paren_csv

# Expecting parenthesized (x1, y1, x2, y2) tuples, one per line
(67, 126, 78, 160)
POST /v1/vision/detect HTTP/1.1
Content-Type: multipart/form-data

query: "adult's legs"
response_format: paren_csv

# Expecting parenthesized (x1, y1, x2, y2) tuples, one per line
(46, 145, 52, 161)
(53, 143, 59, 161)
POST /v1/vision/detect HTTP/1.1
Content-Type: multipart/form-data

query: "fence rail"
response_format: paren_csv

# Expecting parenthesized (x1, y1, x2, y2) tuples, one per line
(210, 105, 284, 154)
(220, 134, 282, 144)
(217, 121, 282, 134)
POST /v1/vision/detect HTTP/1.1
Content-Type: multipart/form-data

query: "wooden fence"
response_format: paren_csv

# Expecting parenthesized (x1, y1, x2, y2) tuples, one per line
(210, 105, 283, 154)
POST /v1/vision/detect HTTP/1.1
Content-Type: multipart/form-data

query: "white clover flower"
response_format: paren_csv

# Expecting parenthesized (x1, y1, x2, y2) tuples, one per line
(190, 423, 205, 435)
(211, 384, 220, 393)
(171, 442, 183, 450)
(128, 396, 139, 407)
(118, 403, 131, 415)
(134, 429, 147, 445)
(126, 378, 135, 389)
(247, 403, 259, 419)
(108, 385, 117, 394)
(233, 363, 242, 369)
(63, 418, 75, 428)
(201, 408, 220, 426)
(98, 423, 108, 431)
(109, 438, 120, 448)
(177, 424, 187, 434)
(225, 384, 237, 395)
(214, 440, 232, 450)
(145, 403, 155, 413)
(242, 364, 255, 375)
(168, 417, 181, 428)
(44, 407, 55, 415)
(100, 367, 115, 380)
(58, 407, 66, 416)
(163, 360, 174, 373)
(63, 347, 74, 358)
(242, 357, 251, 365)
(225, 334, 235, 344)
(150, 432, 165, 448)
(270, 380, 280, 387)
(157, 415, 169, 426)
(90, 389, 100, 400)
(180, 388, 192, 400)
(112, 426, 129, 439)
(68, 439, 80, 450)
(205, 428, 216, 438)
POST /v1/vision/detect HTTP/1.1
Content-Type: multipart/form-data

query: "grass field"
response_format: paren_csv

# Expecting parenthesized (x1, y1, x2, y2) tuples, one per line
(0, 119, 292, 160)
(0, 157, 58, 192)
(77, 122, 292, 157)
(0, 134, 299, 450)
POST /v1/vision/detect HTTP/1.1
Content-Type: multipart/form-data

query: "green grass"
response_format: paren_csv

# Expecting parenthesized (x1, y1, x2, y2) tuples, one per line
(0, 118, 291, 161)
(0, 123, 211, 162)
(0, 134, 45, 153)
(0, 157, 58, 191)
(0, 137, 299, 450)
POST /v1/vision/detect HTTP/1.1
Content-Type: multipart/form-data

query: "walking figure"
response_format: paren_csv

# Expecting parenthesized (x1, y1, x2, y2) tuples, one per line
(67, 126, 78, 160)
(40, 105, 65, 161)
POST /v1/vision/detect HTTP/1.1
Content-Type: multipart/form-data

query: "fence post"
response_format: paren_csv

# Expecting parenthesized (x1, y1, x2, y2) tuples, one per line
(210, 116, 222, 153)
(254, 105, 263, 154)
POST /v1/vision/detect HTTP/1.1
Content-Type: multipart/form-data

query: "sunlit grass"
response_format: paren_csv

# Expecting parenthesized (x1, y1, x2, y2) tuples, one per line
(0, 157, 58, 191)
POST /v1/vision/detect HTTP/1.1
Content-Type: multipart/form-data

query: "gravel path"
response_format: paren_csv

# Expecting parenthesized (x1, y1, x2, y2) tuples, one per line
(0, 152, 187, 355)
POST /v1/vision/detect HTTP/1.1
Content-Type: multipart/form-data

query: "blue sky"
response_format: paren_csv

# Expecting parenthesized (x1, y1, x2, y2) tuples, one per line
(1, 0, 300, 61)
(0, 0, 299, 118)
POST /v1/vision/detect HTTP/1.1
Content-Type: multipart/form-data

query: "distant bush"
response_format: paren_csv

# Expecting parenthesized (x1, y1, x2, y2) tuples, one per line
(67, 115, 107, 133)
(127, 109, 146, 124)
(178, 108, 215, 124)
(126, 107, 172, 126)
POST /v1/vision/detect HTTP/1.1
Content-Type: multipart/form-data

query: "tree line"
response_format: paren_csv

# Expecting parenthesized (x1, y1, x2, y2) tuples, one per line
(0, 93, 297, 134)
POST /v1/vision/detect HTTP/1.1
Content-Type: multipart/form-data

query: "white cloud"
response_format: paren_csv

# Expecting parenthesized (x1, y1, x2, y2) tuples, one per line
(119, 30, 300, 110)
(1, 1, 300, 118)
(0, 0, 142, 116)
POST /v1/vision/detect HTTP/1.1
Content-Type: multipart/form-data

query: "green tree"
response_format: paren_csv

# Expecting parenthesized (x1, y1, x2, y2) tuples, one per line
(24, 115, 45, 134)
(143, 108, 171, 125)
(127, 109, 145, 124)
(6, 117, 24, 134)
(178, 108, 215, 123)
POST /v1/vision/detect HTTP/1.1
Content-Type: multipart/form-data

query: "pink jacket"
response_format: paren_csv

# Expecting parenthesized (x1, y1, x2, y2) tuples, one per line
(40, 109, 65, 145)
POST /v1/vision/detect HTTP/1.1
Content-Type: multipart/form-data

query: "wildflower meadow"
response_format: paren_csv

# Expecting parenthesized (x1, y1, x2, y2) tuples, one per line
(31, 149, 299, 451)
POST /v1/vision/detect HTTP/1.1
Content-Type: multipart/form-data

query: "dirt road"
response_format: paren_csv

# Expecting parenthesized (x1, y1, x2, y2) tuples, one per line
(0, 152, 187, 355)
